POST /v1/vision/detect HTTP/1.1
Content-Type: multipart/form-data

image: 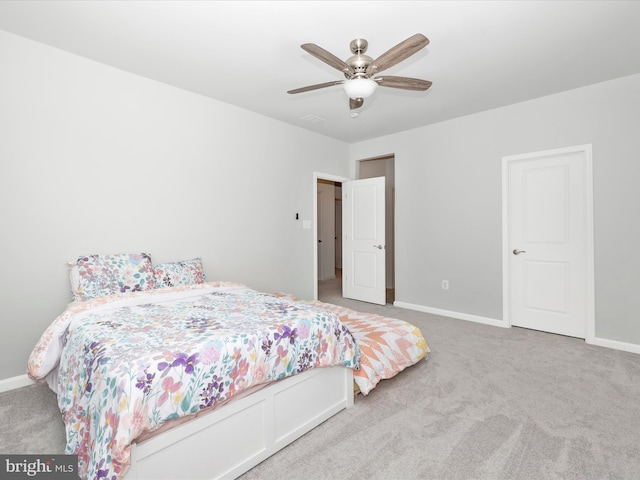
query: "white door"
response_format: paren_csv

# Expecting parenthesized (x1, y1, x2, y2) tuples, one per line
(343, 177, 386, 305)
(504, 145, 594, 338)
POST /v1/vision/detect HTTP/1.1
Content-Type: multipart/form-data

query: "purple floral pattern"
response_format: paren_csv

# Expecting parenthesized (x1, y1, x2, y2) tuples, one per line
(37, 284, 359, 480)
(153, 257, 205, 288)
(73, 253, 156, 301)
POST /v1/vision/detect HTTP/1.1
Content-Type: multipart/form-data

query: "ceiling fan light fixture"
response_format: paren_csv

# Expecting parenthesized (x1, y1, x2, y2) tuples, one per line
(343, 77, 377, 99)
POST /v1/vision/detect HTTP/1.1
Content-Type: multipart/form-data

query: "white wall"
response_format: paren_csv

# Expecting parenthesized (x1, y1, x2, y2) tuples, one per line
(350, 73, 640, 348)
(0, 30, 349, 380)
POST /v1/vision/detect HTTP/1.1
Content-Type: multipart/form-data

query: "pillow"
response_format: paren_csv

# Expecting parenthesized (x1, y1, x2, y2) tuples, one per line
(154, 257, 206, 288)
(72, 253, 155, 301)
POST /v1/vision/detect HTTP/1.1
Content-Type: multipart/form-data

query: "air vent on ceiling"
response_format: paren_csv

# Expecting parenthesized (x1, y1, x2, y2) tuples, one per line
(300, 114, 326, 125)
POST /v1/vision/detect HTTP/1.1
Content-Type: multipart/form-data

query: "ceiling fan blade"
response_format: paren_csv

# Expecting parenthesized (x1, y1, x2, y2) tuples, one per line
(350, 97, 364, 110)
(375, 76, 432, 91)
(301, 43, 355, 76)
(287, 80, 345, 94)
(366, 34, 429, 76)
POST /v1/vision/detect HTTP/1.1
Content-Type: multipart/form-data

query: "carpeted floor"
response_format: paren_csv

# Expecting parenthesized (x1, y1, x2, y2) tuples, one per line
(2, 277, 640, 479)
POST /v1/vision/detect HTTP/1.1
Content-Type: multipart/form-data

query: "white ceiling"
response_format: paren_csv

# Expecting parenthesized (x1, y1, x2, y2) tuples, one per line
(1, 1, 640, 143)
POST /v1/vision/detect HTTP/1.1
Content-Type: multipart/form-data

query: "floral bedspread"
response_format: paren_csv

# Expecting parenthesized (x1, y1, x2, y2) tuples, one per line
(27, 283, 359, 480)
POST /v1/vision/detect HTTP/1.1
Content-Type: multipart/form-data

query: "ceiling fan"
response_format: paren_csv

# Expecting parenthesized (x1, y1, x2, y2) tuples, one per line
(287, 33, 432, 110)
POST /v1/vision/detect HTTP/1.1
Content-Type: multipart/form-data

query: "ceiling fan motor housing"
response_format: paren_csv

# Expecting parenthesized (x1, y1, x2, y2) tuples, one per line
(347, 38, 372, 78)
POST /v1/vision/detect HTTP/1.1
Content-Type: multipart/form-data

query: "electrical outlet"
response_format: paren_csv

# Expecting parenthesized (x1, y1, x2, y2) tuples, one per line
(442, 280, 449, 290)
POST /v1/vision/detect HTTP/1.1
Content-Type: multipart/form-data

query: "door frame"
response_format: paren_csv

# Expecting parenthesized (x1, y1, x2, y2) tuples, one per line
(501, 144, 596, 342)
(313, 172, 349, 300)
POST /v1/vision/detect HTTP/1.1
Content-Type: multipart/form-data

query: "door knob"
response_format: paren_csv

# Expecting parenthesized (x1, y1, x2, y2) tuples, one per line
(513, 249, 526, 255)
(373, 245, 385, 250)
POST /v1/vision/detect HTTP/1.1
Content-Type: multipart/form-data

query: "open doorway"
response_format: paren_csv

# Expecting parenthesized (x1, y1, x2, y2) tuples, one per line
(313, 172, 348, 302)
(317, 178, 342, 282)
(316, 178, 343, 302)
(314, 155, 395, 304)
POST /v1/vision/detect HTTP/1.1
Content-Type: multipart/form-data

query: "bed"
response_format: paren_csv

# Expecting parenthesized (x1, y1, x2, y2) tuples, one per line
(27, 253, 428, 480)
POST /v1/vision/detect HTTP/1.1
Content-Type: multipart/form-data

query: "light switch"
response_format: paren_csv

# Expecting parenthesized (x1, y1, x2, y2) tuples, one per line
(302, 220, 312, 229)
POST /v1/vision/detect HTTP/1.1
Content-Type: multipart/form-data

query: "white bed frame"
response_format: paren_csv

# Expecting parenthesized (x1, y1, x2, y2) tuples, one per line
(127, 366, 354, 479)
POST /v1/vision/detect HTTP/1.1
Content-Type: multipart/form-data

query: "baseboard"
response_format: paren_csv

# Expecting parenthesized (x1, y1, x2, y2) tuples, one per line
(394, 301, 640, 355)
(393, 301, 507, 328)
(587, 336, 640, 354)
(0, 374, 33, 393)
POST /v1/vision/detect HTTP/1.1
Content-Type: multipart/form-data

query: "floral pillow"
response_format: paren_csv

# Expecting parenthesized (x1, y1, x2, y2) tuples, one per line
(72, 253, 156, 301)
(154, 257, 206, 288)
